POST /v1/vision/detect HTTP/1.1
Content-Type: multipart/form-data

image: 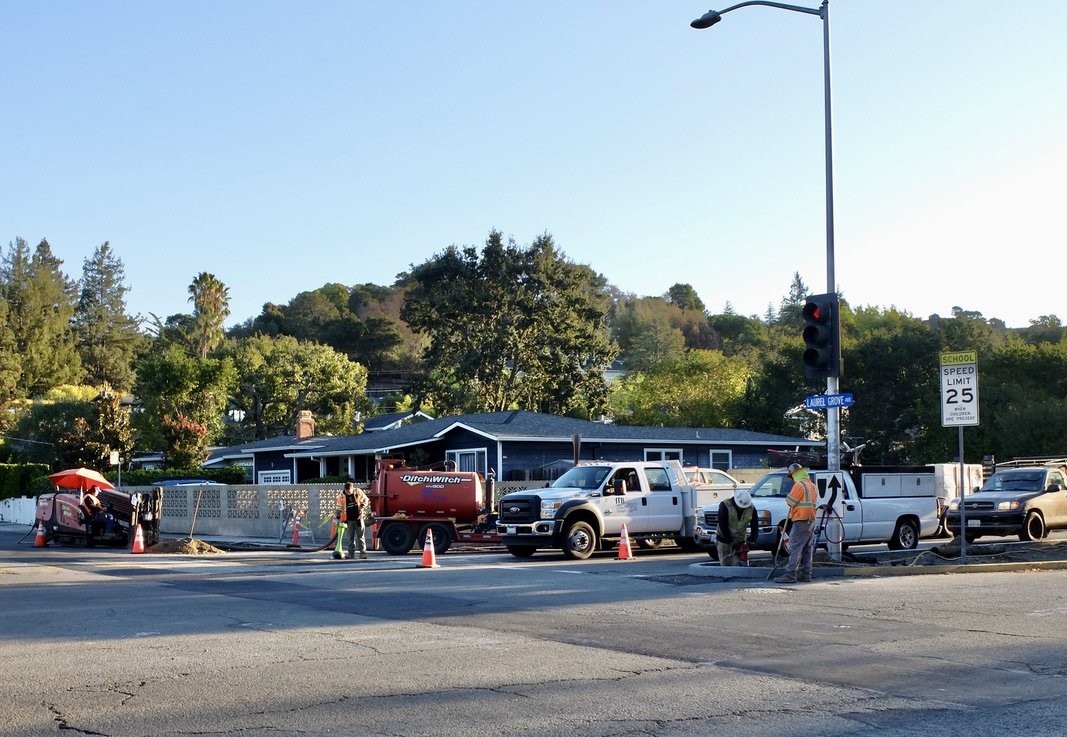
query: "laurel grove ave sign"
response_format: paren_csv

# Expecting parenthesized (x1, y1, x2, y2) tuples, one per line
(940, 351, 979, 427)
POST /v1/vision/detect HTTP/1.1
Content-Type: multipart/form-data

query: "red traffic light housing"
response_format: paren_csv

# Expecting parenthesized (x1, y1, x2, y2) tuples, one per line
(802, 293, 841, 379)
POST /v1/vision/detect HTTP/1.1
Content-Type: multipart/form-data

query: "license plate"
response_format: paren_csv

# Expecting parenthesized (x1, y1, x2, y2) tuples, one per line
(506, 526, 516, 535)
(967, 519, 981, 528)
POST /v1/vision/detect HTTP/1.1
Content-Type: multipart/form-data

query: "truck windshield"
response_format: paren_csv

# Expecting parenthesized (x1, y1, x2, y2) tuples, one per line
(749, 473, 791, 498)
(981, 471, 1044, 492)
(552, 466, 611, 491)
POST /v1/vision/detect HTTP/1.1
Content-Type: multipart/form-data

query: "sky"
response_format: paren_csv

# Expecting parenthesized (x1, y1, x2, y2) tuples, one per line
(3, 1, 1065, 329)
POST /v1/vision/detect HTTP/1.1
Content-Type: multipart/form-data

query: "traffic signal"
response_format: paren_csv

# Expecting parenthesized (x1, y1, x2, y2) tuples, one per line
(802, 293, 841, 379)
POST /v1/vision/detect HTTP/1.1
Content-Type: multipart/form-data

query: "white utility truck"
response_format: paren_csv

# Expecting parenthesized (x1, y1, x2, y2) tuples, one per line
(696, 466, 947, 553)
(496, 460, 717, 560)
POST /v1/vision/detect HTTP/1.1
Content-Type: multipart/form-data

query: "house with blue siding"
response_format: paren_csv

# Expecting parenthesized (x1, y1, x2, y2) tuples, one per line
(205, 410, 819, 484)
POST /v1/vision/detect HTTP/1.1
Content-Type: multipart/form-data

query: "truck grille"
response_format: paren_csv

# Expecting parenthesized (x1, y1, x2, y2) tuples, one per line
(703, 510, 717, 527)
(964, 501, 995, 511)
(498, 495, 540, 523)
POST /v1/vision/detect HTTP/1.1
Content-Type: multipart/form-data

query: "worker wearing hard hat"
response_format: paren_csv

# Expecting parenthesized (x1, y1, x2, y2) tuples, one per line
(334, 482, 370, 560)
(775, 463, 819, 583)
(715, 488, 759, 566)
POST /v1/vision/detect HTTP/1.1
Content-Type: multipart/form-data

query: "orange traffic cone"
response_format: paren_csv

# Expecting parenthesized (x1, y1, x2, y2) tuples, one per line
(616, 524, 635, 561)
(34, 522, 47, 548)
(288, 515, 302, 548)
(131, 524, 145, 554)
(418, 528, 440, 568)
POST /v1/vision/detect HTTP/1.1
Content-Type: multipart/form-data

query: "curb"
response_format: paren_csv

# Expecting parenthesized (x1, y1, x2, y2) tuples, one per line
(689, 558, 1067, 580)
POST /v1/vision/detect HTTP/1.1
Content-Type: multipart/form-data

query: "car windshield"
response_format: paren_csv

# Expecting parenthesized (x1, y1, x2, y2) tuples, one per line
(749, 473, 791, 498)
(981, 471, 1045, 492)
(552, 466, 611, 491)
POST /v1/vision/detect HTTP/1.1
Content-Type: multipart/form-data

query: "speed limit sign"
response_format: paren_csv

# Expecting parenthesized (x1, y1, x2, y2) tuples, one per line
(940, 351, 979, 427)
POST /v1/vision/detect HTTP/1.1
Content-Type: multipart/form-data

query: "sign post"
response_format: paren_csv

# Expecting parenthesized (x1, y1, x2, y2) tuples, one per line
(940, 351, 979, 561)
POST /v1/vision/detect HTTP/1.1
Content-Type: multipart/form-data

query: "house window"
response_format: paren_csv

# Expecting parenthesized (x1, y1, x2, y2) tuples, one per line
(644, 449, 682, 462)
(710, 450, 732, 471)
(258, 470, 292, 484)
(447, 448, 487, 476)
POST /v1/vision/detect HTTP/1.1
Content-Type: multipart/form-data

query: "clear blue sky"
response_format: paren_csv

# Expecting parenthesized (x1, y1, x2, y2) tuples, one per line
(4, 1, 1064, 329)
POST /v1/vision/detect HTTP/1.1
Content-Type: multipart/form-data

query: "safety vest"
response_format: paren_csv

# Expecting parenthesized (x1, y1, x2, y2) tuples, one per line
(786, 479, 818, 521)
(335, 490, 365, 522)
(715, 500, 753, 544)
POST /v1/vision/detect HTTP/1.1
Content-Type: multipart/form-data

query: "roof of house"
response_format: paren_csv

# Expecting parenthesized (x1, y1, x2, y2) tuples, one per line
(208, 410, 817, 460)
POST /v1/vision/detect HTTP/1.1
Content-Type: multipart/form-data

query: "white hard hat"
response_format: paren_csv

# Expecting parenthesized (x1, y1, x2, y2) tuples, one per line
(733, 489, 753, 508)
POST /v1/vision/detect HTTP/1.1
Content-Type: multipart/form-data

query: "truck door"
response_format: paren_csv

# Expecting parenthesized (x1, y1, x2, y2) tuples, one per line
(600, 467, 643, 535)
(641, 466, 682, 533)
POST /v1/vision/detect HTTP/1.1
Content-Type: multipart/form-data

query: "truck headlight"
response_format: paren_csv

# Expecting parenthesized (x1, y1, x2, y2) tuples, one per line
(997, 500, 1021, 511)
(540, 500, 561, 518)
(948, 499, 960, 512)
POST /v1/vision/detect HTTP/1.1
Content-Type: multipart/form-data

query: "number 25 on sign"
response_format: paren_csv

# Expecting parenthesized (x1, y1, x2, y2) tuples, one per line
(940, 351, 979, 427)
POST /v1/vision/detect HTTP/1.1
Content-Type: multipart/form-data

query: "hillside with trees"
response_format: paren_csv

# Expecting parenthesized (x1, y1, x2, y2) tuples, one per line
(2, 232, 1066, 472)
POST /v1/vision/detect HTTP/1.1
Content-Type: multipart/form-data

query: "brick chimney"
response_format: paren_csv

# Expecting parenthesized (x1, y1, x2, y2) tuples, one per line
(295, 410, 315, 439)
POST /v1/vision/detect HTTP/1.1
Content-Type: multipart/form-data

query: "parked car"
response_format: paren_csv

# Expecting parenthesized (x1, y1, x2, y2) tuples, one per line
(945, 461, 1067, 542)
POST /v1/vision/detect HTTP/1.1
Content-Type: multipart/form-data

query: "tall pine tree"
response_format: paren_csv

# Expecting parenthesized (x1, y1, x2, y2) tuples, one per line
(72, 242, 144, 391)
(0, 238, 82, 397)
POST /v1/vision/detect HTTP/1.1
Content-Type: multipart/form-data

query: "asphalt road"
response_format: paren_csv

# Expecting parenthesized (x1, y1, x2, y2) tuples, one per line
(4, 524, 1067, 737)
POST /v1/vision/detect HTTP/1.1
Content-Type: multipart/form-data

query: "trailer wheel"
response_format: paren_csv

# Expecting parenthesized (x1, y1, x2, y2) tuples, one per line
(506, 545, 537, 558)
(380, 523, 416, 555)
(888, 519, 919, 550)
(419, 523, 452, 554)
(562, 520, 596, 560)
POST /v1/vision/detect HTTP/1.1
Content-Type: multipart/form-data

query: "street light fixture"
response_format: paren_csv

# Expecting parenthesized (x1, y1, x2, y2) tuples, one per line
(691, 0, 841, 474)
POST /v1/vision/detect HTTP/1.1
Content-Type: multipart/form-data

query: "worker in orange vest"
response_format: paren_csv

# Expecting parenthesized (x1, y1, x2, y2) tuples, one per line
(334, 482, 370, 560)
(775, 463, 819, 583)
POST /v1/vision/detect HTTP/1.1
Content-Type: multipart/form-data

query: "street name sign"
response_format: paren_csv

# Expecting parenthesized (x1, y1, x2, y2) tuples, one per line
(805, 393, 854, 409)
(940, 351, 979, 426)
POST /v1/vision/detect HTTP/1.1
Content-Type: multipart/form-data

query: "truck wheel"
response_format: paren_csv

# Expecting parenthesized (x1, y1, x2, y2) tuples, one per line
(562, 521, 596, 560)
(506, 545, 537, 559)
(380, 523, 415, 555)
(888, 519, 919, 550)
(419, 523, 452, 554)
(1021, 511, 1046, 541)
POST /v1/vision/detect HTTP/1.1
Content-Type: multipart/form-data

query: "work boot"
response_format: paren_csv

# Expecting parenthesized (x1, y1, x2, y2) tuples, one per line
(774, 573, 798, 584)
(798, 574, 812, 582)
(359, 552, 368, 559)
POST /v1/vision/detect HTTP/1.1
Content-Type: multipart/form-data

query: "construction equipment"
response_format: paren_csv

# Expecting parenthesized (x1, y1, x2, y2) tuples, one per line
(35, 484, 162, 549)
(370, 458, 499, 556)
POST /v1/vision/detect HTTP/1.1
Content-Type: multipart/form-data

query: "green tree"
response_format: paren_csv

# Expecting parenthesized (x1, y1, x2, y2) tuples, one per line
(401, 231, 617, 415)
(9, 385, 134, 468)
(133, 345, 236, 464)
(223, 334, 370, 441)
(187, 272, 231, 358)
(607, 350, 752, 428)
(842, 309, 941, 464)
(666, 283, 705, 312)
(0, 297, 20, 406)
(72, 242, 145, 391)
(0, 238, 82, 396)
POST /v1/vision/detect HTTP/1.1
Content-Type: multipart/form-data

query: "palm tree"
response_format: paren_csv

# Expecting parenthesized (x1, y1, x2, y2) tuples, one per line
(187, 272, 230, 358)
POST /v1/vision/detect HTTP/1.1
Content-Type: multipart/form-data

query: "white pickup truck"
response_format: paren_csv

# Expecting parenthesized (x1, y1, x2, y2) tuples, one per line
(496, 460, 718, 560)
(697, 466, 941, 552)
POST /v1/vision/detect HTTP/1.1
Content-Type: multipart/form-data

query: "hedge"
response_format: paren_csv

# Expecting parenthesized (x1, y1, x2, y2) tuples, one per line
(0, 463, 52, 501)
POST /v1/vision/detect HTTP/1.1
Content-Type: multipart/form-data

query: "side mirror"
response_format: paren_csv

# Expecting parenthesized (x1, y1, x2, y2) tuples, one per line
(613, 478, 626, 495)
(1047, 484, 1062, 493)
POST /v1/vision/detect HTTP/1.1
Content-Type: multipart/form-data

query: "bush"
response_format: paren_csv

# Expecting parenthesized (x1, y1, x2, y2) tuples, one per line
(0, 463, 53, 500)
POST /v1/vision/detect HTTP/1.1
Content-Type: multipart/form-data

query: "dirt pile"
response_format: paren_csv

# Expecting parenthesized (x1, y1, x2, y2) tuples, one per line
(146, 537, 226, 555)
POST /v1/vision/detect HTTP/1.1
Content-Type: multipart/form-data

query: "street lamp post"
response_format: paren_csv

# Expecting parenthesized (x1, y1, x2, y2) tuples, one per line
(691, 0, 840, 474)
